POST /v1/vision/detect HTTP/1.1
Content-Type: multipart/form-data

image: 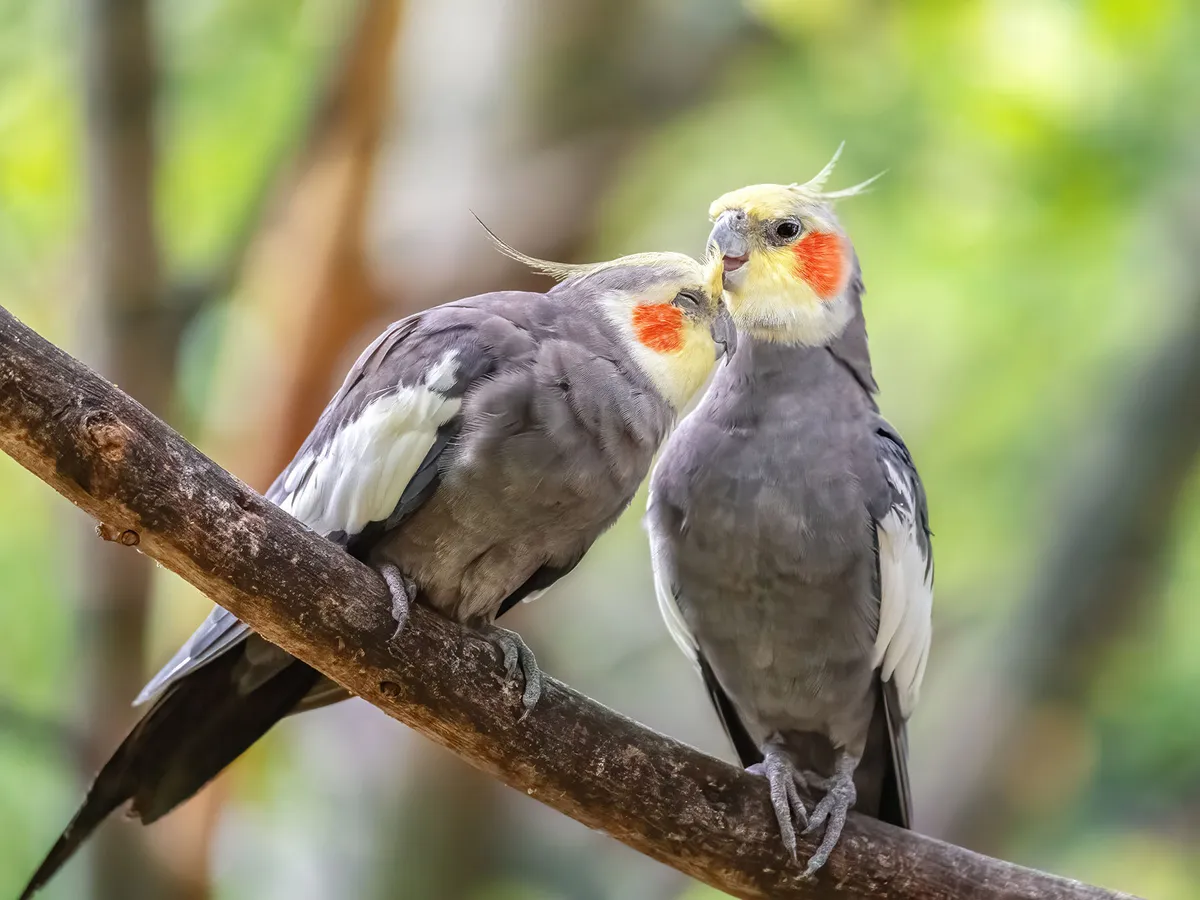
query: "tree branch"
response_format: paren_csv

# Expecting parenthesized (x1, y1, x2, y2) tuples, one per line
(0, 305, 1136, 900)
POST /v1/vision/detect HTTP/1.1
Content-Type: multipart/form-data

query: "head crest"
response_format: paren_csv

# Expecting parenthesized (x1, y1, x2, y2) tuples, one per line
(474, 214, 591, 281)
(474, 214, 701, 285)
(791, 142, 884, 202)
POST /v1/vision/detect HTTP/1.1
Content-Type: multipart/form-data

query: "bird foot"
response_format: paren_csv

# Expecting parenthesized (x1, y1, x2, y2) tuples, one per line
(378, 563, 416, 641)
(478, 624, 543, 715)
(749, 743, 808, 862)
(801, 763, 857, 877)
(798, 769, 832, 791)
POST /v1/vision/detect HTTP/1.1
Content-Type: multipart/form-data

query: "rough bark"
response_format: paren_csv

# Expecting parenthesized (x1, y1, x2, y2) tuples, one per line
(205, 0, 403, 492)
(0, 310, 1139, 900)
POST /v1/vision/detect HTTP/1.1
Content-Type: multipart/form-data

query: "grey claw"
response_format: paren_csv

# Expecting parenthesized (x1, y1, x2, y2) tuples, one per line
(378, 563, 414, 641)
(801, 770, 855, 877)
(482, 625, 543, 713)
(755, 744, 808, 862)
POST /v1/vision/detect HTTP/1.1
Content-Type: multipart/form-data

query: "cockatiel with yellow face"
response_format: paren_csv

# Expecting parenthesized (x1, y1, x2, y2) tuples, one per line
(647, 149, 932, 876)
(21, 238, 734, 899)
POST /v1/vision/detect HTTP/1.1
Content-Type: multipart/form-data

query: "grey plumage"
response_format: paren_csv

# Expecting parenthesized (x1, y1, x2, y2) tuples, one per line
(140, 287, 677, 708)
(22, 253, 729, 899)
(648, 203, 932, 874)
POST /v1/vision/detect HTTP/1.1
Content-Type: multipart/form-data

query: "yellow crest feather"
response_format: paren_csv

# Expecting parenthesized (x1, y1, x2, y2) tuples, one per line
(708, 144, 885, 221)
(474, 214, 591, 281)
(475, 214, 705, 284)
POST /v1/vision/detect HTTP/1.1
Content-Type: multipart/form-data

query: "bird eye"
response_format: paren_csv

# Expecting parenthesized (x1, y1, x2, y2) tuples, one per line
(672, 290, 701, 310)
(774, 220, 801, 241)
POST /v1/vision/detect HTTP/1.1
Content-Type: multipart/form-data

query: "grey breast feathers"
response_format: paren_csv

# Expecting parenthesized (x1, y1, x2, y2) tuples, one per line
(372, 288, 676, 621)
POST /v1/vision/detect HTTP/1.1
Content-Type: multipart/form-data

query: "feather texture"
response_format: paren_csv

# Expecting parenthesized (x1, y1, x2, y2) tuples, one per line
(647, 486, 699, 663)
(872, 429, 933, 719)
(278, 359, 461, 537)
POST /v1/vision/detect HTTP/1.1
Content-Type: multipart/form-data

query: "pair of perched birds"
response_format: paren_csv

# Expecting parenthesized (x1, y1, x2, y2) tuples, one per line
(22, 149, 932, 897)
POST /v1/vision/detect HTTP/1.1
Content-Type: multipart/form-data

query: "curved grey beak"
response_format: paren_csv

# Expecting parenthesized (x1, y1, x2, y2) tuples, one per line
(708, 210, 750, 273)
(710, 304, 737, 360)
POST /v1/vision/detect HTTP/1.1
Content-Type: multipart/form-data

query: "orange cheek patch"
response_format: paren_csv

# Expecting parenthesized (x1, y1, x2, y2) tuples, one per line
(792, 231, 846, 300)
(632, 303, 685, 353)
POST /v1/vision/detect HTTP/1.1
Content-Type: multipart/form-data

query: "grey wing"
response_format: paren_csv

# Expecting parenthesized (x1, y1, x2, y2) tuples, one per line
(870, 421, 933, 718)
(137, 307, 501, 705)
(133, 606, 249, 705)
(870, 422, 932, 827)
(647, 487, 698, 665)
(646, 477, 761, 766)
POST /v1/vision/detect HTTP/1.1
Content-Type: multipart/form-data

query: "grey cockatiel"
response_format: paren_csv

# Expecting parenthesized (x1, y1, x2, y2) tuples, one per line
(646, 159, 932, 876)
(21, 239, 733, 899)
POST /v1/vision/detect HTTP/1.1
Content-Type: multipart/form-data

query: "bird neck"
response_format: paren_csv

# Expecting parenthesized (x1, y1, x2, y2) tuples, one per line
(726, 333, 831, 382)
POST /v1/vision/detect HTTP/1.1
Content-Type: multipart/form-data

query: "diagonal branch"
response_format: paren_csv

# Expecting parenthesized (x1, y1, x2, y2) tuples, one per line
(0, 305, 1136, 900)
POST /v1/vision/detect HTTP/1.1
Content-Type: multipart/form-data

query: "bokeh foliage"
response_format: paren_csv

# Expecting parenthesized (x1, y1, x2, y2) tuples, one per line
(1, 0, 1198, 898)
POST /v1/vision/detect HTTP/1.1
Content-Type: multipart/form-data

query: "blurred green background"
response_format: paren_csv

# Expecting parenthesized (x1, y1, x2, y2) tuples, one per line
(2, 0, 1199, 898)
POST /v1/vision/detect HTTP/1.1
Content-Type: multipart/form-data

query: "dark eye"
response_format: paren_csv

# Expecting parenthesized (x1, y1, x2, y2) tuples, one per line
(673, 290, 701, 310)
(774, 220, 801, 240)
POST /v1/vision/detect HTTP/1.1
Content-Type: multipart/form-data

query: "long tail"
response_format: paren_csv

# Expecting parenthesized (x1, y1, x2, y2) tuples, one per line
(877, 679, 912, 828)
(19, 650, 319, 899)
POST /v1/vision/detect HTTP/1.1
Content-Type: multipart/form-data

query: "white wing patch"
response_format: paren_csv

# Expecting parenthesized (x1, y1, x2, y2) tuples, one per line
(872, 459, 933, 719)
(279, 351, 462, 537)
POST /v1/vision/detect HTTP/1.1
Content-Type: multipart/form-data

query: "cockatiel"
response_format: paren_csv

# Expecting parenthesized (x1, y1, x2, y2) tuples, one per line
(21, 238, 733, 899)
(646, 149, 932, 876)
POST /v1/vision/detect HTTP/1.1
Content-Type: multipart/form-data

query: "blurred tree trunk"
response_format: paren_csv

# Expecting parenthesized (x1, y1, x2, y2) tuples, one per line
(75, 0, 198, 897)
(205, 0, 405, 491)
(122, 0, 406, 886)
(916, 191, 1200, 850)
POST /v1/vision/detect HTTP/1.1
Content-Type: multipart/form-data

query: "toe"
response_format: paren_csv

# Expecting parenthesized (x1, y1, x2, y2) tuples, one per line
(803, 810, 846, 878)
(518, 655, 543, 711)
(764, 755, 803, 861)
(803, 793, 833, 834)
(486, 632, 520, 679)
(379, 564, 412, 640)
(785, 772, 808, 830)
(502, 646, 521, 680)
(803, 848, 831, 879)
(770, 793, 798, 862)
(801, 776, 854, 875)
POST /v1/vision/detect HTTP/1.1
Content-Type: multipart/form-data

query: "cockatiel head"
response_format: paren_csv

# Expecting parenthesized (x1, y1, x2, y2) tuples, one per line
(484, 225, 734, 410)
(706, 145, 880, 345)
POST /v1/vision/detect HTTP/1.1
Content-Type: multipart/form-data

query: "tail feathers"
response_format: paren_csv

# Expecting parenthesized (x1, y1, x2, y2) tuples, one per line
(697, 654, 763, 770)
(130, 660, 319, 824)
(20, 652, 320, 899)
(18, 732, 145, 900)
(878, 679, 913, 828)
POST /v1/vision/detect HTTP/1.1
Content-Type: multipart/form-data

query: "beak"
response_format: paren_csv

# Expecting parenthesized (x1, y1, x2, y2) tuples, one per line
(710, 303, 737, 360)
(708, 210, 750, 274)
